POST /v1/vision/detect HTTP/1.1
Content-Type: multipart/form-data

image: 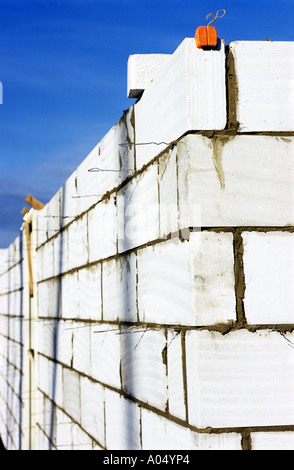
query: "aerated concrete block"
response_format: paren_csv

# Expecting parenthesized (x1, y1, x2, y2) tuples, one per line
(127, 53, 171, 98)
(88, 196, 117, 262)
(76, 107, 135, 213)
(98, 107, 135, 195)
(61, 272, 78, 319)
(37, 206, 48, 247)
(63, 368, 81, 423)
(77, 265, 102, 321)
(105, 388, 141, 450)
(90, 323, 121, 389)
(186, 329, 294, 428)
(61, 171, 79, 227)
(137, 233, 235, 326)
(141, 408, 242, 450)
(158, 147, 178, 238)
(67, 215, 89, 270)
(120, 327, 167, 411)
(102, 252, 137, 322)
(0, 249, 8, 275)
(42, 239, 54, 280)
(46, 190, 61, 239)
(178, 134, 294, 227)
(251, 431, 294, 450)
(243, 231, 294, 324)
(80, 376, 105, 446)
(72, 322, 91, 376)
(230, 41, 294, 132)
(135, 38, 226, 169)
(76, 144, 101, 215)
(53, 231, 68, 276)
(57, 320, 73, 367)
(117, 164, 159, 252)
(166, 330, 186, 420)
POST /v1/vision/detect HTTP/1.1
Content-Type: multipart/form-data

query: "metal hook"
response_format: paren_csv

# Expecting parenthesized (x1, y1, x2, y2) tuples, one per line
(206, 9, 226, 27)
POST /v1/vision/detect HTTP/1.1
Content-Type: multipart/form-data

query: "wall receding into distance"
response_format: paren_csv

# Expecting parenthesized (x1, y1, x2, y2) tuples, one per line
(1, 38, 294, 450)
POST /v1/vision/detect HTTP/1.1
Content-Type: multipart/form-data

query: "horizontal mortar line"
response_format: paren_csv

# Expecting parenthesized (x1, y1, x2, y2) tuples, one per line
(36, 388, 106, 450)
(36, 224, 294, 284)
(0, 312, 24, 318)
(35, 422, 56, 450)
(0, 397, 22, 422)
(37, 377, 294, 439)
(201, 226, 294, 232)
(0, 396, 23, 418)
(36, 353, 294, 437)
(33, 317, 294, 334)
(235, 131, 294, 137)
(190, 130, 294, 138)
(0, 425, 16, 447)
(0, 287, 24, 297)
(0, 337, 24, 350)
(0, 362, 24, 378)
(35, 228, 200, 284)
(0, 261, 24, 278)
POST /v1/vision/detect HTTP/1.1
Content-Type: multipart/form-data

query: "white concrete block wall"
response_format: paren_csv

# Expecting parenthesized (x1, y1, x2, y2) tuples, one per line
(1, 38, 294, 451)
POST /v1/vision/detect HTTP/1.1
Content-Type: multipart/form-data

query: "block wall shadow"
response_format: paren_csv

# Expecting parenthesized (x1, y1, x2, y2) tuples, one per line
(119, 111, 138, 450)
(49, 186, 65, 449)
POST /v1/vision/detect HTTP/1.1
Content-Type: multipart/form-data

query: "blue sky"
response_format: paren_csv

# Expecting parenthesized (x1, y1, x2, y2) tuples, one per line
(0, 0, 293, 247)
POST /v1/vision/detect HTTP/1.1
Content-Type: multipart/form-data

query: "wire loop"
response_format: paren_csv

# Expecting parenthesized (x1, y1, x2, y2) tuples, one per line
(206, 9, 226, 27)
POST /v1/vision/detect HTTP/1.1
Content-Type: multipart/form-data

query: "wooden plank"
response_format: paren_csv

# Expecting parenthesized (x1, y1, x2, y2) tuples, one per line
(21, 207, 30, 215)
(25, 194, 44, 210)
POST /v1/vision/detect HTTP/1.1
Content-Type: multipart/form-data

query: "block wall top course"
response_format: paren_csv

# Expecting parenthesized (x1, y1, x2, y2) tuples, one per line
(9, 38, 294, 256)
(127, 53, 171, 98)
(134, 38, 227, 169)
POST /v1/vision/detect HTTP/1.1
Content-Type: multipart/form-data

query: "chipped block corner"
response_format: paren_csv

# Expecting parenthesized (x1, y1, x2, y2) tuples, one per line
(0, 37, 294, 451)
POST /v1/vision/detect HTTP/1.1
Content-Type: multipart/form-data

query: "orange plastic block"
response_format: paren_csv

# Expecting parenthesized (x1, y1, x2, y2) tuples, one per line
(195, 26, 218, 48)
(195, 26, 207, 48)
(207, 26, 217, 46)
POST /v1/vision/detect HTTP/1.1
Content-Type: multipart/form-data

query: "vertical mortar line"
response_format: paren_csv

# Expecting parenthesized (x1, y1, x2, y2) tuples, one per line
(233, 228, 247, 327)
(175, 142, 180, 240)
(241, 430, 252, 450)
(103, 387, 107, 449)
(163, 327, 169, 414)
(101, 261, 104, 322)
(225, 45, 239, 132)
(157, 157, 161, 239)
(131, 106, 137, 172)
(86, 212, 90, 266)
(180, 329, 189, 423)
(135, 250, 139, 323)
(139, 406, 143, 450)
